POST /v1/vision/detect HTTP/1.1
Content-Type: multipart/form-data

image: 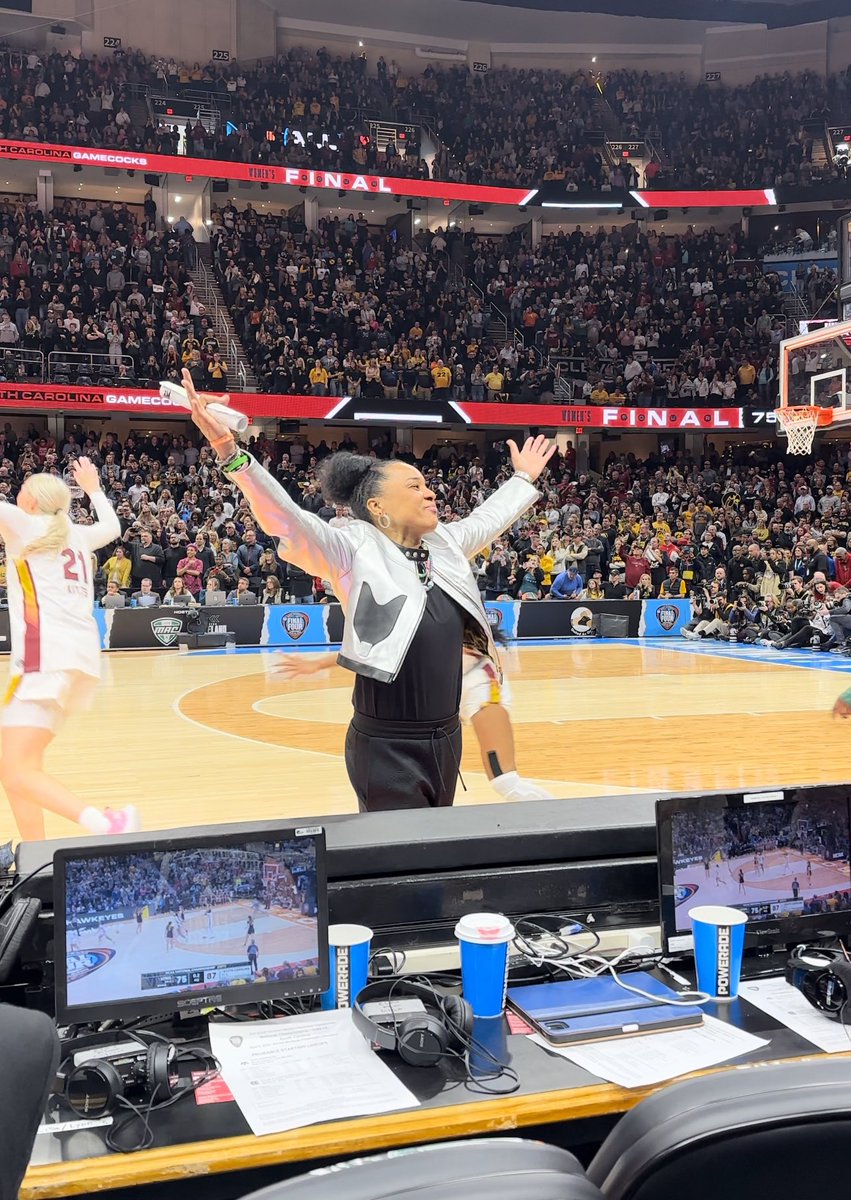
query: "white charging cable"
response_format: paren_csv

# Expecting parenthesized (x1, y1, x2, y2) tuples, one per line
(527, 943, 712, 1007)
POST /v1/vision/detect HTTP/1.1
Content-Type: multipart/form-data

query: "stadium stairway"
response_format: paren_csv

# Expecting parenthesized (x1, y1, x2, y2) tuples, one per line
(189, 243, 258, 391)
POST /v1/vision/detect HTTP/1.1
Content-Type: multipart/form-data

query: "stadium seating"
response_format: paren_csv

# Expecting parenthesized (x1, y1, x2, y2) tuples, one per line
(0, 47, 847, 189)
(210, 202, 798, 403)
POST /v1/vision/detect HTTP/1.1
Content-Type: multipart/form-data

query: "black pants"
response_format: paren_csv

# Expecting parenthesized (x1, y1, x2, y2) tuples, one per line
(345, 713, 462, 812)
(774, 617, 825, 649)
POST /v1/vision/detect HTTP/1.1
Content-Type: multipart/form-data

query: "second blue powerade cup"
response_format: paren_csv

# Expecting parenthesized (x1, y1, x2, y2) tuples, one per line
(455, 912, 515, 1018)
(320, 923, 373, 1010)
(690, 904, 747, 1000)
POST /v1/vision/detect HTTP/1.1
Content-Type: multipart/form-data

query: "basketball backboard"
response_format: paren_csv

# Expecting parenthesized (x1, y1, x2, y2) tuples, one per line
(779, 317, 851, 415)
(777, 317, 851, 453)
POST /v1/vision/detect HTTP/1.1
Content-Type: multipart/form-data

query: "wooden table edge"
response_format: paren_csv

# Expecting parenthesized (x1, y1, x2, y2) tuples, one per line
(23, 1049, 848, 1198)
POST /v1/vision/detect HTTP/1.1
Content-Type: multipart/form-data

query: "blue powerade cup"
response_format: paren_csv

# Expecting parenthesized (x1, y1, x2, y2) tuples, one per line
(689, 905, 747, 1000)
(320, 924, 373, 1010)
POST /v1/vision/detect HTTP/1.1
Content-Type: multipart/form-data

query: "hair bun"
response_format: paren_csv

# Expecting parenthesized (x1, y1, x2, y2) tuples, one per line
(319, 453, 375, 505)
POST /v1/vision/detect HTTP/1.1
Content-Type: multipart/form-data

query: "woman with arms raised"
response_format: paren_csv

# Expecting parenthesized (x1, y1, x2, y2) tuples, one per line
(181, 369, 554, 812)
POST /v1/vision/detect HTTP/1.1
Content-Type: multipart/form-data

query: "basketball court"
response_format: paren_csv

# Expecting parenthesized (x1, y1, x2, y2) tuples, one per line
(67, 900, 319, 1008)
(2, 638, 851, 845)
(675, 847, 849, 925)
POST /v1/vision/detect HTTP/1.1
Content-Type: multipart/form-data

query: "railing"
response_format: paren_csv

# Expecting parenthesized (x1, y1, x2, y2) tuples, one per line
(48, 351, 136, 381)
(455, 268, 548, 363)
(192, 254, 249, 389)
(546, 350, 683, 385)
(449, 262, 465, 290)
(553, 366, 574, 400)
(150, 93, 222, 135)
(0, 348, 44, 380)
(809, 285, 840, 323)
(419, 119, 465, 183)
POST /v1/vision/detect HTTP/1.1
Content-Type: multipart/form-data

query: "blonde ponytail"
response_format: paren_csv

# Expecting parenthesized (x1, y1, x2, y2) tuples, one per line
(19, 475, 72, 557)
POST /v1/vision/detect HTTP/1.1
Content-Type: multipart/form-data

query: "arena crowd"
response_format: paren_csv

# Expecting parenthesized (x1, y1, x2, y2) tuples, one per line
(0, 188, 825, 410)
(0, 44, 849, 190)
(0, 415, 850, 654)
(211, 205, 807, 405)
(0, 192, 232, 390)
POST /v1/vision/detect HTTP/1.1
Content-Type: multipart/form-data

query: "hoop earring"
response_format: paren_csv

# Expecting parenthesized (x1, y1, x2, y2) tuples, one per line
(377, 513, 391, 530)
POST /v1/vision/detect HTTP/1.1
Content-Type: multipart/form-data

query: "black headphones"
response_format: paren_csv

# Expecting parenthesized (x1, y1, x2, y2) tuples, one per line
(352, 979, 474, 1068)
(786, 946, 851, 1019)
(57, 1034, 179, 1119)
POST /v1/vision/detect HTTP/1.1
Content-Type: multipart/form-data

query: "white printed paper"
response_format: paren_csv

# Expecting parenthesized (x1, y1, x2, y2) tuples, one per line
(530, 1015, 768, 1088)
(37, 1116, 114, 1134)
(208, 1008, 419, 1136)
(738, 976, 851, 1054)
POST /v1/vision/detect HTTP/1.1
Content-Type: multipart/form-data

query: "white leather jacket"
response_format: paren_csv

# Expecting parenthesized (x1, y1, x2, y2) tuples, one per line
(228, 457, 539, 683)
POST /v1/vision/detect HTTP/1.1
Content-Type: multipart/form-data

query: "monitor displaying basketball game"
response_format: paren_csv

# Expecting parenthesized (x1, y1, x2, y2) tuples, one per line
(53, 826, 329, 1024)
(657, 788, 851, 952)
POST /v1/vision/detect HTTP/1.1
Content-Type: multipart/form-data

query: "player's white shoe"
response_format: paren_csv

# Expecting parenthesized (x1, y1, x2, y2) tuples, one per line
(105, 806, 141, 834)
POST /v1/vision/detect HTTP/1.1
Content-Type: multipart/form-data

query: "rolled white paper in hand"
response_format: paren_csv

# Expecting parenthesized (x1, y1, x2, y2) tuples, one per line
(159, 381, 249, 435)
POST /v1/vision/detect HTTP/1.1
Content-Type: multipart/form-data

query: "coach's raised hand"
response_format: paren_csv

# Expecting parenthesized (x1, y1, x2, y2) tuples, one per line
(181, 368, 236, 460)
(508, 435, 557, 483)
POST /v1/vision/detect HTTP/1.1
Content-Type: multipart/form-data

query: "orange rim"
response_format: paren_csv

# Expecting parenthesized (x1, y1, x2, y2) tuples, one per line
(777, 406, 834, 429)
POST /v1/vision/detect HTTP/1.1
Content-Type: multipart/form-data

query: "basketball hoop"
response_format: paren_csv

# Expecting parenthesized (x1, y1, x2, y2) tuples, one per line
(776, 406, 833, 456)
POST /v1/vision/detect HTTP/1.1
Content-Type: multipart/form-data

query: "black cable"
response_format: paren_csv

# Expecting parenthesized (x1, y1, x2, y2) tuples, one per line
(383, 976, 519, 1096)
(512, 912, 601, 961)
(57, 1030, 220, 1153)
(368, 946, 407, 978)
(104, 1047, 220, 1153)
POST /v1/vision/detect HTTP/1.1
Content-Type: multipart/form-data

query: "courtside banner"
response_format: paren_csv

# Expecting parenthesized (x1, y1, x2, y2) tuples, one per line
(0, 384, 749, 431)
(516, 600, 641, 640)
(263, 604, 334, 646)
(99, 604, 263, 649)
(640, 599, 693, 636)
(0, 138, 530, 205)
(50, 602, 689, 655)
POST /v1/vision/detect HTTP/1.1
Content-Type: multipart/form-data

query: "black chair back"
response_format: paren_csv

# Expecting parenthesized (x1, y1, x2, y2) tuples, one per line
(587, 1057, 851, 1200)
(239, 1139, 604, 1200)
(0, 1005, 59, 1200)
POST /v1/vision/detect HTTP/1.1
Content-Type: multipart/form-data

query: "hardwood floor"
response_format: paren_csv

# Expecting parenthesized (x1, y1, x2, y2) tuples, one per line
(3, 641, 850, 844)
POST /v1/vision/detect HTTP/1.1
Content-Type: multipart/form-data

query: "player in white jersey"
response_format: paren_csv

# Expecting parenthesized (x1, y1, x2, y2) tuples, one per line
(275, 643, 553, 802)
(0, 457, 139, 841)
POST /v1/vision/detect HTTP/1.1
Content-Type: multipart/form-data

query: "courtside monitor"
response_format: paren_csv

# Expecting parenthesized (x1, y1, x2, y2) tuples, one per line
(54, 826, 329, 1024)
(657, 789, 851, 954)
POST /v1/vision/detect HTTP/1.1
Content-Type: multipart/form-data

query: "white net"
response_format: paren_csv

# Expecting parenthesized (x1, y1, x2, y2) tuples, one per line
(777, 407, 819, 456)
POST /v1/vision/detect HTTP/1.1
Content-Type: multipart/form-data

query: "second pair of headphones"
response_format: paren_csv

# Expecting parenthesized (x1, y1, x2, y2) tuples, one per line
(786, 946, 851, 1019)
(352, 979, 474, 1067)
(56, 1032, 180, 1119)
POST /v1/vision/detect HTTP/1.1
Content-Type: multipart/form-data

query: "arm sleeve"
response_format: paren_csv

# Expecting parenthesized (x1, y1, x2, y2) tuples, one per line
(0, 501, 40, 554)
(441, 476, 540, 560)
(77, 492, 122, 552)
(227, 457, 354, 580)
